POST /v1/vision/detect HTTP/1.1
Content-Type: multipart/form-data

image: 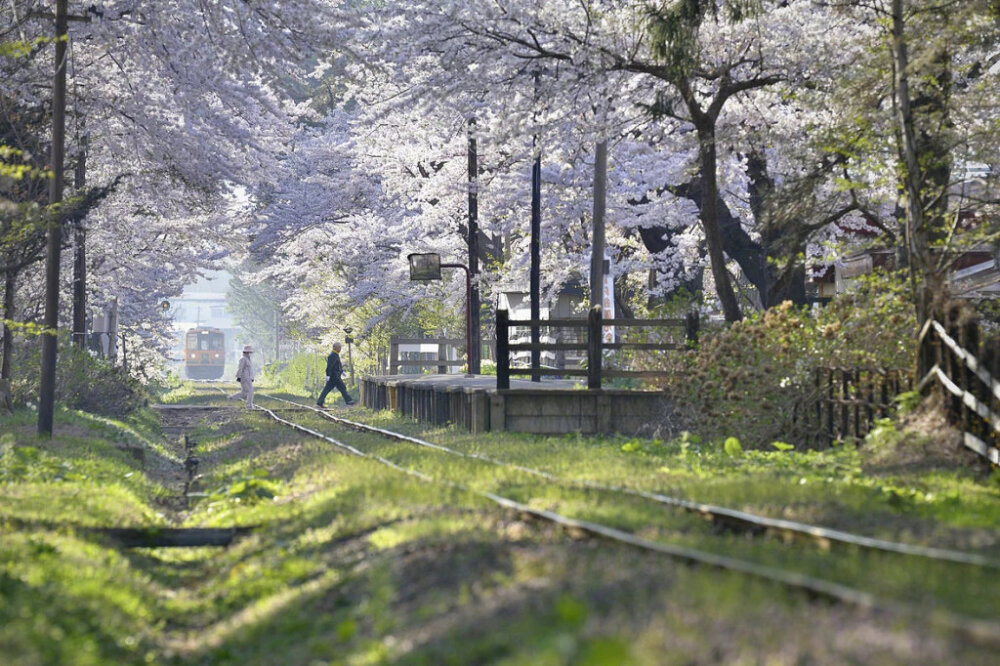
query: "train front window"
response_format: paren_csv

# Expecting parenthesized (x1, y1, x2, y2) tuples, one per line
(200, 338, 210, 350)
(210, 337, 224, 350)
(187, 334, 197, 348)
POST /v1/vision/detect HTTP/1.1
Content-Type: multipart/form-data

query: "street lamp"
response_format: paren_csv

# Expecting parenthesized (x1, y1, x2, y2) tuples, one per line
(408, 252, 472, 375)
(344, 326, 355, 386)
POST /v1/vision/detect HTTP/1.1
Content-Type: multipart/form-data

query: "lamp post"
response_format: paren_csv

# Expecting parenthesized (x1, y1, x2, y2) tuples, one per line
(408, 253, 472, 376)
(344, 326, 355, 386)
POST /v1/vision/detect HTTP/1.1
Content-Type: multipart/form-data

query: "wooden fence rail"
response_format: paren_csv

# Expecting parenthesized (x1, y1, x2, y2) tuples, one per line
(918, 307, 1000, 465)
(496, 305, 698, 390)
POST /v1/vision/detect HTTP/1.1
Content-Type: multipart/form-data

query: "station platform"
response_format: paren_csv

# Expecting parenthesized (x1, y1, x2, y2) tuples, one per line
(360, 374, 670, 436)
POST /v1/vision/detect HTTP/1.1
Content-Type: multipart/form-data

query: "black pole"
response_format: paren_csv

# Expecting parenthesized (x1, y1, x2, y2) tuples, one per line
(590, 140, 607, 310)
(464, 268, 471, 375)
(72, 132, 87, 348)
(587, 305, 602, 389)
(496, 308, 510, 390)
(467, 120, 481, 374)
(39, 0, 69, 436)
(530, 126, 542, 382)
(345, 328, 355, 386)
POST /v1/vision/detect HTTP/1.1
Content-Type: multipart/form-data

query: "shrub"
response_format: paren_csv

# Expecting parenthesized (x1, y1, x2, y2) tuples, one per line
(661, 272, 915, 449)
(7, 335, 148, 417)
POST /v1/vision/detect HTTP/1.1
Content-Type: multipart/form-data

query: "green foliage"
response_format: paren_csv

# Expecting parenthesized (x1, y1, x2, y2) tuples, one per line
(0, 443, 85, 484)
(3, 385, 1000, 664)
(4, 334, 148, 416)
(723, 436, 743, 457)
(893, 391, 923, 416)
(645, 0, 762, 78)
(864, 418, 901, 451)
(620, 436, 670, 456)
(0, 145, 49, 181)
(662, 273, 916, 448)
(208, 469, 279, 504)
(266, 351, 329, 395)
(227, 271, 284, 365)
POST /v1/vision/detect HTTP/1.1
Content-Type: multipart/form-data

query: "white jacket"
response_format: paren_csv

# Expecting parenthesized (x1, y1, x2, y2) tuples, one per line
(236, 356, 255, 383)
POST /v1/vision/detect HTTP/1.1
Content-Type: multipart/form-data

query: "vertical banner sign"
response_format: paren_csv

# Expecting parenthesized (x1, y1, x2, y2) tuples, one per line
(602, 253, 615, 344)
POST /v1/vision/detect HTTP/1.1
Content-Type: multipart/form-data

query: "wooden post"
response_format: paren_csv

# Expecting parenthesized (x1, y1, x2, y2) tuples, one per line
(825, 368, 834, 445)
(864, 370, 874, 435)
(685, 310, 700, 347)
(587, 305, 602, 390)
(389, 336, 399, 375)
(989, 337, 1000, 449)
(814, 367, 821, 440)
(853, 368, 861, 440)
(880, 370, 889, 417)
(941, 309, 952, 417)
(497, 309, 510, 390)
(962, 318, 980, 439)
(933, 309, 945, 403)
(840, 369, 848, 441)
(437, 341, 447, 374)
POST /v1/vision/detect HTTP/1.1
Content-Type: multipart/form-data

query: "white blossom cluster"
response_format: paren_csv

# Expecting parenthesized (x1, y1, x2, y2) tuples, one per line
(3, 1, 999, 361)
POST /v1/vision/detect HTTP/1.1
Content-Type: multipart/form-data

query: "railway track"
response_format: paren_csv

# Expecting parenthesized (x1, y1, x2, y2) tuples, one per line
(258, 393, 1000, 570)
(229, 391, 1000, 647)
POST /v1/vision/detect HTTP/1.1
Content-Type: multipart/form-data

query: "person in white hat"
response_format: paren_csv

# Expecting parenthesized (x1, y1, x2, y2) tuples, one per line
(229, 345, 256, 408)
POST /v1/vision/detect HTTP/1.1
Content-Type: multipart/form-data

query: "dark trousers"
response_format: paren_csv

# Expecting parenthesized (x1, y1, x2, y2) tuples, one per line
(318, 376, 352, 405)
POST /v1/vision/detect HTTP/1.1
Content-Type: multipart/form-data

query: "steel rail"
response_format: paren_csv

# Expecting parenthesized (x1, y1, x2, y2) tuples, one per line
(250, 398, 1000, 648)
(259, 393, 1000, 570)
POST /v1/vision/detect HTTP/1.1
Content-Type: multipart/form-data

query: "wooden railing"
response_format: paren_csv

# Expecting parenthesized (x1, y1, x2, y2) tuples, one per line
(495, 305, 698, 390)
(389, 336, 466, 375)
(918, 308, 1000, 465)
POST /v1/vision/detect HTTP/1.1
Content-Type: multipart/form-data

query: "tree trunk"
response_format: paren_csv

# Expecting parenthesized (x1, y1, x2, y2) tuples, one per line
(38, 0, 69, 436)
(891, 0, 951, 328)
(2, 271, 15, 381)
(696, 124, 742, 322)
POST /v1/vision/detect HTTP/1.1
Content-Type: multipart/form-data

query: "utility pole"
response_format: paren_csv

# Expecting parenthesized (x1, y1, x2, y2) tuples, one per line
(38, 0, 68, 436)
(467, 119, 481, 374)
(530, 115, 542, 382)
(72, 131, 87, 348)
(589, 139, 607, 311)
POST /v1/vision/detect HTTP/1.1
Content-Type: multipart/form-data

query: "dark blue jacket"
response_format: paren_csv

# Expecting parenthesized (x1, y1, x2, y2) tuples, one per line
(325, 351, 344, 378)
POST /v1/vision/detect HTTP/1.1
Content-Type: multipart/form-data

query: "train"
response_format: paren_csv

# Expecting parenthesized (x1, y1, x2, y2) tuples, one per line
(184, 327, 226, 379)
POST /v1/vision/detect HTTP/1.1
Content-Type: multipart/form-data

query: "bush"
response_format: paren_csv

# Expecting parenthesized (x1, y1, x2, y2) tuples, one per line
(662, 273, 916, 449)
(7, 335, 148, 417)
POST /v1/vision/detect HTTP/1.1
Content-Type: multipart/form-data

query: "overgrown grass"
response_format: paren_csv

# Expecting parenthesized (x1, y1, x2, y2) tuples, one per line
(2, 387, 999, 664)
(259, 402, 1000, 620)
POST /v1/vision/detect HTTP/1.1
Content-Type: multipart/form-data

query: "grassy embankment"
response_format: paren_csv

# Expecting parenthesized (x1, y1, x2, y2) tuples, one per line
(2, 381, 999, 664)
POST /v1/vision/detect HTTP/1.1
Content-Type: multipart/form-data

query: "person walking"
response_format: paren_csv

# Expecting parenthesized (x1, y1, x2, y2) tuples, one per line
(316, 342, 355, 407)
(229, 345, 256, 408)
